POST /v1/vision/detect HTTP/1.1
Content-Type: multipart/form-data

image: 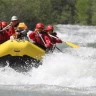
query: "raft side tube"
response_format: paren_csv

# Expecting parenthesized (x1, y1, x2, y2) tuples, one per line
(0, 40, 45, 60)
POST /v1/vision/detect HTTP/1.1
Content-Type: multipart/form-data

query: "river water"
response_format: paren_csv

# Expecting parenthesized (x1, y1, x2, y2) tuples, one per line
(0, 25, 96, 96)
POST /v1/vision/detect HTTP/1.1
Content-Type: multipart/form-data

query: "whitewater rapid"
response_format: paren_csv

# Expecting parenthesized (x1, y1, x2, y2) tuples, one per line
(0, 24, 96, 89)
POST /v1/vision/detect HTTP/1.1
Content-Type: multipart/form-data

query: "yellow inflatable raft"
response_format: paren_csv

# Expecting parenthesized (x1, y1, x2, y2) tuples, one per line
(0, 39, 45, 60)
(0, 39, 46, 71)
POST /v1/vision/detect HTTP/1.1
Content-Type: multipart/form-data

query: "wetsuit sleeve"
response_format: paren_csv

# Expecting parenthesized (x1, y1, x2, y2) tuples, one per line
(52, 32, 62, 43)
(55, 37, 62, 43)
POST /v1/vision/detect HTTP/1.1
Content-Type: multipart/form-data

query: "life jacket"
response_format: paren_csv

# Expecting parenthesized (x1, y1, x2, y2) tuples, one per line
(34, 32, 45, 46)
(0, 31, 9, 44)
(28, 31, 52, 50)
(8, 25, 16, 36)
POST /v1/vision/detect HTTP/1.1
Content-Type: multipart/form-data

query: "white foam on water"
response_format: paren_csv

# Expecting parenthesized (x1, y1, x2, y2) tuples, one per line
(0, 25, 96, 88)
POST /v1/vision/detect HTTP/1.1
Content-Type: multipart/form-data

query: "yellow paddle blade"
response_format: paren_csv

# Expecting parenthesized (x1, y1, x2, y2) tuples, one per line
(64, 41, 80, 48)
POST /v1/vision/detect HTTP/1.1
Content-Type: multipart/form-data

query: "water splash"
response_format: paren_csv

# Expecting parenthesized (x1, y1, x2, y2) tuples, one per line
(0, 25, 96, 88)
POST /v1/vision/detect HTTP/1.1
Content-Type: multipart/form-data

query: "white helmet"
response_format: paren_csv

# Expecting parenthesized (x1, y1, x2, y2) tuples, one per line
(11, 16, 18, 21)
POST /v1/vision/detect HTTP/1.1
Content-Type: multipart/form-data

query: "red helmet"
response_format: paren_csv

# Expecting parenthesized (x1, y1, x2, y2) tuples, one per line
(46, 25, 54, 31)
(2, 21, 8, 27)
(36, 23, 44, 29)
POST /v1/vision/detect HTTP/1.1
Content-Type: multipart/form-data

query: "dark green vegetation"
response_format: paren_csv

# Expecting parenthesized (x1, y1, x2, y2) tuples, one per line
(0, 0, 96, 29)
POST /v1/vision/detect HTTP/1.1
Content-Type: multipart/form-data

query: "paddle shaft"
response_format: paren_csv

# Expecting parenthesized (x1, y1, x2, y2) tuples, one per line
(0, 24, 11, 32)
(49, 34, 80, 48)
(56, 46, 64, 53)
(37, 32, 46, 47)
(37, 32, 64, 53)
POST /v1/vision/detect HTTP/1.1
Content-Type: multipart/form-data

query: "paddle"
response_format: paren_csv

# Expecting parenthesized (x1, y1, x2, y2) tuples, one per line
(49, 34, 80, 48)
(37, 32, 46, 46)
(63, 41, 80, 48)
(55, 46, 64, 53)
(0, 23, 11, 32)
(36, 32, 65, 54)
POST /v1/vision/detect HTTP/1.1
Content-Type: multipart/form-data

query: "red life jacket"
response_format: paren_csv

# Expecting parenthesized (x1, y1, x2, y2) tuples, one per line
(29, 31, 52, 47)
(8, 25, 15, 36)
(0, 31, 9, 44)
(29, 32, 45, 46)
